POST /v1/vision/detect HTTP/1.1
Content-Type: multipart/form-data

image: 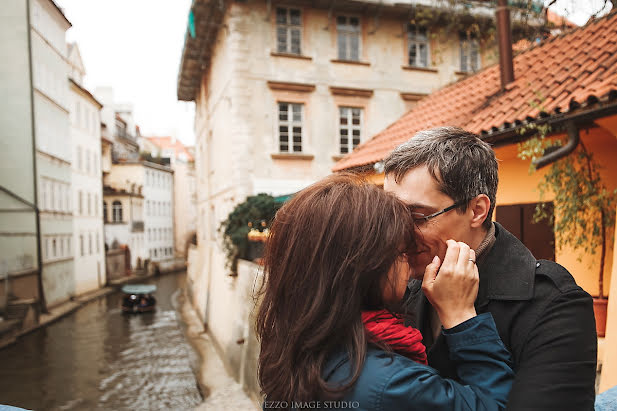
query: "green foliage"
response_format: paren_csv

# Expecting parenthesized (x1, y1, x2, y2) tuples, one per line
(517, 124, 617, 297)
(402, 1, 543, 66)
(219, 194, 281, 273)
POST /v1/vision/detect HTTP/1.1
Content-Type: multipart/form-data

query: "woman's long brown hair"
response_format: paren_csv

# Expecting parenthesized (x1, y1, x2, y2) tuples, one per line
(255, 173, 416, 403)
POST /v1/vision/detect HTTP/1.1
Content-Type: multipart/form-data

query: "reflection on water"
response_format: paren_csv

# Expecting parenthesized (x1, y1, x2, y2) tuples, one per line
(0, 272, 202, 411)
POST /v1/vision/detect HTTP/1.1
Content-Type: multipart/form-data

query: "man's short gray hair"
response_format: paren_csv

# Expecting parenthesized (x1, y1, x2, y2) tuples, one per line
(384, 127, 498, 229)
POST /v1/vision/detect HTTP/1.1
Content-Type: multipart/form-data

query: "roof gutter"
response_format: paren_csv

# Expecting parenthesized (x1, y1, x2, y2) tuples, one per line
(482, 100, 617, 148)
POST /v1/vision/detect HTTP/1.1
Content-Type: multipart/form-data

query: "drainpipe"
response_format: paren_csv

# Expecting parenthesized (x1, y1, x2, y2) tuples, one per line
(26, 0, 48, 313)
(532, 121, 580, 170)
(496, 0, 515, 90)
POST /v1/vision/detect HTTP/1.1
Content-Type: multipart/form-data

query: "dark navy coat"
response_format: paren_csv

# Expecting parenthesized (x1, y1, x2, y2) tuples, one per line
(408, 223, 597, 411)
(322, 313, 513, 411)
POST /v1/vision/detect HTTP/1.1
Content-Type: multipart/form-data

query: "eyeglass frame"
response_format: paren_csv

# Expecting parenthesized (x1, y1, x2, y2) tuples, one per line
(410, 199, 470, 224)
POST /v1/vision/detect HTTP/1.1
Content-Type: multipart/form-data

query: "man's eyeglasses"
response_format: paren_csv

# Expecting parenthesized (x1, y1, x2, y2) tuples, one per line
(410, 199, 469, 224)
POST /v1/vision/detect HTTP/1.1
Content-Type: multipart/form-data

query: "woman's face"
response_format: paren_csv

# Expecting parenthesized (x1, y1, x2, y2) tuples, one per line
(381, 255, 413, 305)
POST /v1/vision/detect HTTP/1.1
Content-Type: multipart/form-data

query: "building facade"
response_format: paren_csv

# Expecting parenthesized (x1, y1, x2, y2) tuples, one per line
(143, 137, 196, 258)
(176, 0, 501, 372)
(143, 164, 174, 263)
(0, 0, 43, 312)
(31, 0, 74, 307)
(68, 44, 105, 294)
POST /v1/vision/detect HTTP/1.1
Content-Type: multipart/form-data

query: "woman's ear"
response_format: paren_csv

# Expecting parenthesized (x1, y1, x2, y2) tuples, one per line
(469, 194, 490, 228)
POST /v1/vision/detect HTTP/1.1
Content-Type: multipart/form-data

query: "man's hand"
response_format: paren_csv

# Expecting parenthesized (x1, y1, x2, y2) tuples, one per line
(422, 240, 479, 329)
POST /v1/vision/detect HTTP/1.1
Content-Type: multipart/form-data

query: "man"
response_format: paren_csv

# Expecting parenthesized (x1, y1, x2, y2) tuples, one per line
(383, 127, 597, 410)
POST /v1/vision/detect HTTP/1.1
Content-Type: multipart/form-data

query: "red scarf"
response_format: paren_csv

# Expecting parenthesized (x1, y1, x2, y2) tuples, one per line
(362, 309, 427, 365)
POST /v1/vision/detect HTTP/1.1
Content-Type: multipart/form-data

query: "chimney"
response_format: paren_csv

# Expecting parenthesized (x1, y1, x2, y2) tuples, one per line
(496, 0, 515, 89)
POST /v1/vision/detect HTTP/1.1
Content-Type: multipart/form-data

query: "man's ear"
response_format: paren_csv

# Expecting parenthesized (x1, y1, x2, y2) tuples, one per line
(469, 194, 490, 228)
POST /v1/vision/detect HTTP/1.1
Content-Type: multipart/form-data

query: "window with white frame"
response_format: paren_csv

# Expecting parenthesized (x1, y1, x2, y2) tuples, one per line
(336, 16, 360, 61)
(112, 200, 123, 222)
(87, 193, 91, 216)
(278, 102, 303, 153)
(80, 235, 84, 256)
(77, 146, 82, 171)
(407, 24, 429, 68)
(460, 31, 480, 73)
(339, 107, 362, 154)
(276, 7, 302, 55)
(78, 190, 82, 215)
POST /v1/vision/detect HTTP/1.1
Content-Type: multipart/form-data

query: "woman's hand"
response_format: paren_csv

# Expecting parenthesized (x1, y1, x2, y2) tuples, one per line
(421, 240, 479, 329)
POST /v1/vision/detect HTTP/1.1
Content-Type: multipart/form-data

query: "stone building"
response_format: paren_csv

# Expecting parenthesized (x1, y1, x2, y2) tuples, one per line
(176, 0, 512, 399)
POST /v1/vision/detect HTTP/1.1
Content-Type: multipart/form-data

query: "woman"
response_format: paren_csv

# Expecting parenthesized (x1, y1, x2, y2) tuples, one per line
(256, 173, 513, 410)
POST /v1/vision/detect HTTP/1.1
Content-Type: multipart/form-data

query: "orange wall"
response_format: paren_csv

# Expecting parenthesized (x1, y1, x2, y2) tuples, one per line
(494, 127, 617, 297)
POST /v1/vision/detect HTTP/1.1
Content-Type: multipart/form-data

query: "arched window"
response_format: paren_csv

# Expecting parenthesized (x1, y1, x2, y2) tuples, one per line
(112, 200, 123, 222)
(103, 201, 108, 222)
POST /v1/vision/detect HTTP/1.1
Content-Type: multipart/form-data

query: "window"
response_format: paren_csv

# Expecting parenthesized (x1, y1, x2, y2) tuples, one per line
(496, 203, 555, 261)
(85, 149, 90, 173)
(96, 232, 100, 253)
(78, 190, 83, 215)
(276, 7, 302, 54)
(103, 201, 108, 222)
(52, 238, 57, 257)
(80, 235, 84, 256)
(460, 32, 480, 73)
(89, 233, 92, 255)
(339, 107, 362, 154)
(112, 200, 123, 222)
(407, 24, 429, 68)
(77, 146, 82, 171)
(87, 193, 91, 216)
(278, 102, 303, 153)
(50, 182, 56, 211)
(337, 16, 360, 61)
(94, 194, 98, 216)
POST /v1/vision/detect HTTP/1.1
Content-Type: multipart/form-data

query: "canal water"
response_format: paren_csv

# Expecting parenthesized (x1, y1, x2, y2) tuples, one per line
(0, 272, 203, 411)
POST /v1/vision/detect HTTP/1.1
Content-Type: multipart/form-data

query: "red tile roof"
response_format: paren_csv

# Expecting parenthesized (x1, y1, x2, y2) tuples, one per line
(145, 136, 194, 162)
(334, 11, 617, 172)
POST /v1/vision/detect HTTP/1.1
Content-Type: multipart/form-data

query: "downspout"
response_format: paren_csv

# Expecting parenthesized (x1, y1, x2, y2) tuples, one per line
(26, 0, 48, 313)
(532, 121, 580, 170)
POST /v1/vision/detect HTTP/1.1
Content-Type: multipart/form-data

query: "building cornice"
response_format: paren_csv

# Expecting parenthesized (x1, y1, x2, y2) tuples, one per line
(69, 78, 103, 109)
(267, 81, 316, 93)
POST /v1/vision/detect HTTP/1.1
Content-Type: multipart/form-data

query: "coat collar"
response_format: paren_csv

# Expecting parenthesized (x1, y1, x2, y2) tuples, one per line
(475, 222, 536, 308)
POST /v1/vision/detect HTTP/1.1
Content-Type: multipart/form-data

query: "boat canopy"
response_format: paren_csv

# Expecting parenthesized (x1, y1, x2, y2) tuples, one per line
(121, 284, 157, 295)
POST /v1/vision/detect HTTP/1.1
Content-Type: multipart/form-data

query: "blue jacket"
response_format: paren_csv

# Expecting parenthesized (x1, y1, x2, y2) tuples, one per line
(322, 313, 513, 411)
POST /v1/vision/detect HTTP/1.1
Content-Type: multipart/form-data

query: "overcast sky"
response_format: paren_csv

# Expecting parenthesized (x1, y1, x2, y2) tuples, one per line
(55, 0, 195, 146)
(54, 0, 611, 147)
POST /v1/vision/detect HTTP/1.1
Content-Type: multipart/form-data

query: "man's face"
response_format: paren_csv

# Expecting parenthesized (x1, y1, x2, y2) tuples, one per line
(384, 165, 474, 279)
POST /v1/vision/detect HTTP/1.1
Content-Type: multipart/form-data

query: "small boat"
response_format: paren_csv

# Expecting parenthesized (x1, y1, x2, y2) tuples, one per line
(121, 284, 157, 313)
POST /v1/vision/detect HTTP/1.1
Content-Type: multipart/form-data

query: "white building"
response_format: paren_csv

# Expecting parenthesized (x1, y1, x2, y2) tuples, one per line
(31, 0, 74, 307)
(68, 43, 105, 293)
(143, 137, 197, 257)
(143, 164, 174, 263)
